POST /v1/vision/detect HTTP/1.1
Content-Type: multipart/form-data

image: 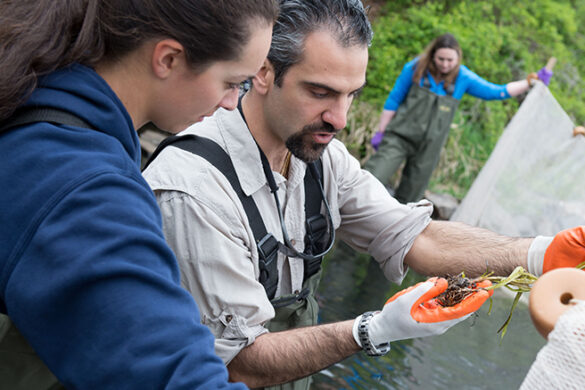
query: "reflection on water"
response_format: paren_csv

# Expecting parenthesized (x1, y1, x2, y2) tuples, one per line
(312, 242, 546, 389)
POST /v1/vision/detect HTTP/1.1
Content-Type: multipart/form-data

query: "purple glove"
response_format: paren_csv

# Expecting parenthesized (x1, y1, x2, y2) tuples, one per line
(371, 131, 384, 151)
(537, 67, 553, 86)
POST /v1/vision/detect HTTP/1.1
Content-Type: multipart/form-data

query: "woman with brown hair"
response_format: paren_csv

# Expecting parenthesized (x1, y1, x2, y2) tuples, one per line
(0, 0, 277, 388)
(364, 33, 551, 204)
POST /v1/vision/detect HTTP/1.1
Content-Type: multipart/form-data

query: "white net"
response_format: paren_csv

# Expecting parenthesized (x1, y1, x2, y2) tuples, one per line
(449, 82, 585, 387)
(450, 82, 585, 236)
(520, 301, 585, 389)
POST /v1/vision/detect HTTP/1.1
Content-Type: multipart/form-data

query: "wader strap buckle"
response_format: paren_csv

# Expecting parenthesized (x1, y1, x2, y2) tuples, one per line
(270, 287, 310, 309)
(257, 234, 279, 299)
(303, 214, 327, 280)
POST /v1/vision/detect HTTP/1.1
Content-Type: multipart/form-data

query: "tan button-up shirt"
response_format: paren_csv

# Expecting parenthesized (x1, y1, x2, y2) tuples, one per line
(143, 108, 432, 364)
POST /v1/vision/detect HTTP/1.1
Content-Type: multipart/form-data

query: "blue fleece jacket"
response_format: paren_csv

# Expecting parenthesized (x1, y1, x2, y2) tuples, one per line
(383, 58, 511, 111)
(0, 64, 246, 389)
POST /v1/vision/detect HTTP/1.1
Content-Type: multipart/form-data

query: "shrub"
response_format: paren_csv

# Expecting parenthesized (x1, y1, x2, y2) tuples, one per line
(353, 0, 585, 199)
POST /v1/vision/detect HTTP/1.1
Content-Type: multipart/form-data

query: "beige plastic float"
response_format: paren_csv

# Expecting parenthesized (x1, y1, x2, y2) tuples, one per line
(529, 268, 585, 338)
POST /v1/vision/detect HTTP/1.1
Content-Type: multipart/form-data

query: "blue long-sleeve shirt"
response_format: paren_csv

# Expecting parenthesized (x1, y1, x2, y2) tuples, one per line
(0, 64, 247, 389)
(383, 58, 510, 111)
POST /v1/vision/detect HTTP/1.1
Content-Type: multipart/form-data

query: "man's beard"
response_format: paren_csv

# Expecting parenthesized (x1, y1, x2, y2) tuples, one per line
(285, 122, 337, 163)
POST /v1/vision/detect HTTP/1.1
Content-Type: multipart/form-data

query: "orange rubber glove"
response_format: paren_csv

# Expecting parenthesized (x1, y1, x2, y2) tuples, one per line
(542, 226, 585, 274)
(353, 277, 492, 353)
(386, 278, 493, 323)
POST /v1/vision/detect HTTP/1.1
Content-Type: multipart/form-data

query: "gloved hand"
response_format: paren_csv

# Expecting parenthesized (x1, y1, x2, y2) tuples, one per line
(353, 277, 492, 353)
(527, 226, 585, 276)
(526, 72, 539, 87)
(370, 131, 384, 151)
(537, 66, 553, 86)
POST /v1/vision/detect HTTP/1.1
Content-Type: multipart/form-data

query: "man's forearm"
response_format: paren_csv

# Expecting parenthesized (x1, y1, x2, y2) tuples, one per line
(405, 221, 532, 277)
(227, 320, 360, 388)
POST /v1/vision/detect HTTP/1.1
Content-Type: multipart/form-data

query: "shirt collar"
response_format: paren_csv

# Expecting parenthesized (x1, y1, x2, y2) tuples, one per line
(216, 108, 307, 197)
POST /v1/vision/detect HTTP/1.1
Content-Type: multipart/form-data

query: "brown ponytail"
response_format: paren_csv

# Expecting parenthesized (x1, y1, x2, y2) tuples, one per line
(0, 0, 279, 122)
(0, 0, 102, 121)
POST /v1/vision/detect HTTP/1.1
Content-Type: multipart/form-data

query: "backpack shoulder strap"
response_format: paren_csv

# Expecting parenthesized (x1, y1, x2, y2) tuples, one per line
(144, 135, 280, 299)
(0, 107, 93, 134)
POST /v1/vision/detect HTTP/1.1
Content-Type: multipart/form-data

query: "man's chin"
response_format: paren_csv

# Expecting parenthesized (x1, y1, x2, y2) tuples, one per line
(290, 145, 326, 163)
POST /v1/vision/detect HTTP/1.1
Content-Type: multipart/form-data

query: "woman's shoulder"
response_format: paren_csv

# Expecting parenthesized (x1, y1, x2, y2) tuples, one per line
(455, 64, 485, 84)
(457, 64, 480, 79)
(404, 57, 419, 70)
(395, 58, 418, 82)
(458, 64, 472, 74)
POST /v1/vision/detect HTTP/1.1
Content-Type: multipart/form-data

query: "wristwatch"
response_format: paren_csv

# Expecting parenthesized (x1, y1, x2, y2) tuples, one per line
(357, 311, 391, 356)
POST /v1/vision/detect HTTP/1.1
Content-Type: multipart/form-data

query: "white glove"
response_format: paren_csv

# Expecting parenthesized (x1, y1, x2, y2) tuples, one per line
(527, 236, 554, 276)
(527, 227, 585, 276)
(353, 277, 492, 355)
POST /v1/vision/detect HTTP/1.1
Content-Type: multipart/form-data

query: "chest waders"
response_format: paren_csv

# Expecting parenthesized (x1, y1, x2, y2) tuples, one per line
(0, 108, 91, 390)
(364, 80, 459, 203)
(260, 270, 321, 390)
(0, 315, 62, 389)
(146, 135, 329, 390)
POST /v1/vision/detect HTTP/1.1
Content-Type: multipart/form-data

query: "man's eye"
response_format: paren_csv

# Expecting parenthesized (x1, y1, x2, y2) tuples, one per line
(312, 90, 328, 98)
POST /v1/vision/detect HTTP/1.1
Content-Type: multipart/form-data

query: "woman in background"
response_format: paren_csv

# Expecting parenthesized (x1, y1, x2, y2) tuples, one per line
(364, 33, 551, 203)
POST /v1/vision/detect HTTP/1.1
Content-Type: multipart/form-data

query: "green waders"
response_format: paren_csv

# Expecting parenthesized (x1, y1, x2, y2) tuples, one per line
(0, 314, 63, 389)
(260, 270, 322, 390)
(364, 84, 459, 203)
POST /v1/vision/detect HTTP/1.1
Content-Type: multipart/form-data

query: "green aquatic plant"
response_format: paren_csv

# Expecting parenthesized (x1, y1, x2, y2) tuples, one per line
(478, 262, 585, 338)
(478, 266, 538, 338)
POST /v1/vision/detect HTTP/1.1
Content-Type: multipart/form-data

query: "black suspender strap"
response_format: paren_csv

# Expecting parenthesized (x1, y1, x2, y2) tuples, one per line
(0, 107, 94, 134)
(144, 134, 280, 299)
(144, 134, 327, 300)
(303, 160, 326, 281)
(236, 95, 327, 283)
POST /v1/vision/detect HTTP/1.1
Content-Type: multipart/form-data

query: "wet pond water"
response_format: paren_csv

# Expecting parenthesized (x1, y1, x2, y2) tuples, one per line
(312, 243, 546, 389)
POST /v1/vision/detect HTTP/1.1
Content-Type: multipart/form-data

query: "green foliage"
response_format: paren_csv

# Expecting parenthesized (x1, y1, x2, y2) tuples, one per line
(353, 0, 585, 198)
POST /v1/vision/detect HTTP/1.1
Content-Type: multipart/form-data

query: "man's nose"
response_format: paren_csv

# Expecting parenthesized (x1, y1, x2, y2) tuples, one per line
(322, 98, 350, 130)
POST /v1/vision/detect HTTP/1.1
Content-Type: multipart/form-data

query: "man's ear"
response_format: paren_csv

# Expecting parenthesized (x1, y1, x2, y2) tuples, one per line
(151, 39, 185, 79)
(252, 59, 275, 94)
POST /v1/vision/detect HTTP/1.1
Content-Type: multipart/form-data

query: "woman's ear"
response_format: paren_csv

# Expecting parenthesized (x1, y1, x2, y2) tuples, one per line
(251, 59, 275, 94)
(151, 39, 185, 79)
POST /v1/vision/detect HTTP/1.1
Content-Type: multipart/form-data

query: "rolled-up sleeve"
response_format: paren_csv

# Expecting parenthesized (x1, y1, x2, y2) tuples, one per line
(324, 141, 433, 285)
(154, 181, 273, 365)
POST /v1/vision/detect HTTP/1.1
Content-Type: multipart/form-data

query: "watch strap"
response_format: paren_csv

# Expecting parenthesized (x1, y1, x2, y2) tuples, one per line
(357, 311, 391, 356)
